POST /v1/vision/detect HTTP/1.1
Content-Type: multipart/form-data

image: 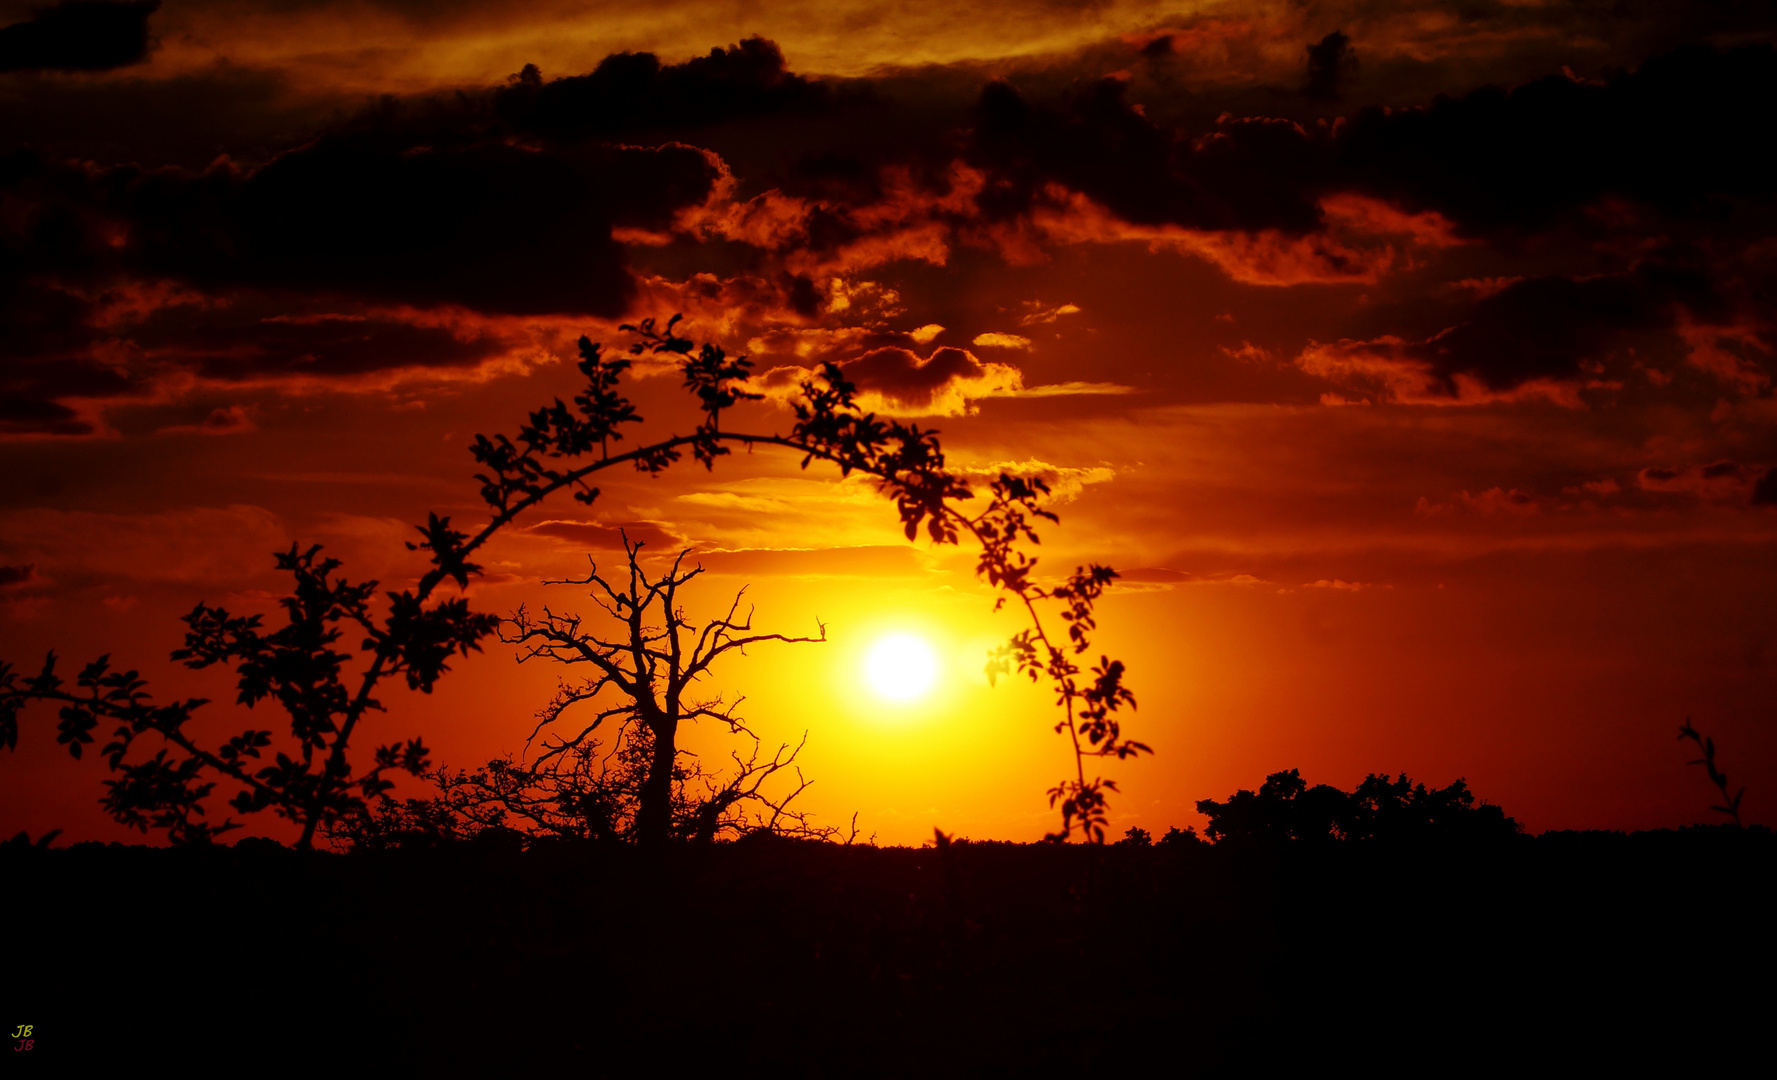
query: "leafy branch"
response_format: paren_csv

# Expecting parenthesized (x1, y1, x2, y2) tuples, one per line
(1678, 718, 1744, 825)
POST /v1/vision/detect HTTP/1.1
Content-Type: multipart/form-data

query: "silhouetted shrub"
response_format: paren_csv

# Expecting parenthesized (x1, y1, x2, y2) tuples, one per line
(1195, 769, 1519, 845)
(1157, 825, 1203, 848)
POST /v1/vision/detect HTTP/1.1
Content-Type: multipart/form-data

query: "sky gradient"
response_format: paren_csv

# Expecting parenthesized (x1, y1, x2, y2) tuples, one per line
(4, 0, 1776, 843)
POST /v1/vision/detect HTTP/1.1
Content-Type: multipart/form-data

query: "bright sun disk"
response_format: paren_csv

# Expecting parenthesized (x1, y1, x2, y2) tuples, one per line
(864, 633, 938, 703)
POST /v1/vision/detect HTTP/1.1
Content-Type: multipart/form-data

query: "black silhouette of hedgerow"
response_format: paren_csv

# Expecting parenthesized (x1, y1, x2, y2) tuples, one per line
(1194, 769, 1520, 845)
(0, 315, 1142, 846)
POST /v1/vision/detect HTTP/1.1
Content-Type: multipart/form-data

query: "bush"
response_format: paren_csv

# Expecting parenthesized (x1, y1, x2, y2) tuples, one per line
(1194, 769, 1520, 845)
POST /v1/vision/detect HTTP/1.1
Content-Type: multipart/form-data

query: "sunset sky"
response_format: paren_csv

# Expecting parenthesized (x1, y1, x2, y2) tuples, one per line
(4, 0, 1775, 844)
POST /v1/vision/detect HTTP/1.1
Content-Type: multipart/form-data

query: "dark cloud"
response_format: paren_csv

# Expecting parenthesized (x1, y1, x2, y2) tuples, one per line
(0, 396, 90, 436)
(839, 345, 1007, 411)
(113, 137, 716, 316)
(1754, 470, 1777, 506)
(0, 293, 521, 433)
(0, 265, 143, 432)
(1417, 262, 1710, 389)
(0, 41, 803, 346)
(1302, 252, 1765, 399)
(0, 563, 39, 587)
(10, 27, 1777, 427)
(0, 1, 156, 73)
(1635, 459, 1769, 500)
(152, 307, 516, 383)
(1337, 43, 1777, 236)
(0, 101, 720, 428)
(1302, 31, 1355, 102)
(965, 42, 1777, 240)
(193, 404, 250, 434)
(785, 273, 821, 317)
(969, 76, 1327, 233)
(0, 63, 335, 170)
(496, 37, 830, 143)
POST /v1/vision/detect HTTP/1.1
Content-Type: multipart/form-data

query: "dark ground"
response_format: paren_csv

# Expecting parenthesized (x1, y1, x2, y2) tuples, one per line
(4, 826, 1771, 1075)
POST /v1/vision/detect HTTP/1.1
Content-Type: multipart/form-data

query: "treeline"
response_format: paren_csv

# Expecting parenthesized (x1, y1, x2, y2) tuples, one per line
(318, 767, 1519, 853)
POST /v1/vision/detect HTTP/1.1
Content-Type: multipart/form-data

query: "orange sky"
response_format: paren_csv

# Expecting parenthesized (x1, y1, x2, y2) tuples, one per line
(3, 0, 1775, 844)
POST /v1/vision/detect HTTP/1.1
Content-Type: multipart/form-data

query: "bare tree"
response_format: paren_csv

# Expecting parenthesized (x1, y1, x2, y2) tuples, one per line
(473, 534, 829, 847)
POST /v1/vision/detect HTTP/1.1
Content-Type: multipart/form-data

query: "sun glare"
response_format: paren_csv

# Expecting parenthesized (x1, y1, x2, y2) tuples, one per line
(864, 633, 939, 703)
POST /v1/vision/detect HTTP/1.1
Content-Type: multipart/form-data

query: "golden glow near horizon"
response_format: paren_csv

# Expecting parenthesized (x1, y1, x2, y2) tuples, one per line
(863, 632, 939, 703)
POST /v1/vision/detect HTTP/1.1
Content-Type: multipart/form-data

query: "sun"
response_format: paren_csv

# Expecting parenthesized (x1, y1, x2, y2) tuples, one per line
(863, 633, 939, 702)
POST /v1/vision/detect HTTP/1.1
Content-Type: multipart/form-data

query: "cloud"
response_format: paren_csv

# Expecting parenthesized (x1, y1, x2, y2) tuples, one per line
(1459, 488, 1541, 517)
(0, 504, 289, 587)
(971, 332, 1031, 349)
(1301, 30, 1356, 102)
(1030, 188, 1461, 286)
(1755, 470, 1777, 507)
(1297, 337, 1586, 407)
(9, 28, 1777, 436)
(495, 38, 829, 142)
(950, 42, 1777, 300)
(839, 345, 1022, 415)
(2, 39, 826, 430)
(969, 77, 1327, 236)
(959, 459, 1116, 503)
(156, 403, 256, 436)
(0, 283, 572, 436)
(1304, 578, 1384, 591)
(1337, 44, 1777, 238)
(1017, 302, 1080, 326)
(0, 1, 157, 73)
(0, 62, 329, 172)
(1003, 381, 1135, 398)
(686, 544, 928, 578)
(523, 519, 689, 551)
(1115, 567, 1274, 588)
(749, 344, 1023, 417)
(0, 563, 41, 589)
(1638, 462, 1767, 502)
(1568, 478, 1622, 499)
(1409, 270, 1695, 389)
(1293, 260, 1760, 402)
(1115, 567, 1192, 585)
(117, 139, 716, 316)
(1676, 316, 1772, 394)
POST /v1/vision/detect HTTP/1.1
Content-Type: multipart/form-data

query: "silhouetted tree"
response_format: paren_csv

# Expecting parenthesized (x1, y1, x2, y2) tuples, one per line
(1, 315, 1140, 844)
(400, 537, 833, 848)
(1157, 825, 1202, 847)
(0, 545, 484, 846)
(1195, 769, 1519, 845)
(1343, 772, 1521, 842)
(1197, 769, 1353, 845)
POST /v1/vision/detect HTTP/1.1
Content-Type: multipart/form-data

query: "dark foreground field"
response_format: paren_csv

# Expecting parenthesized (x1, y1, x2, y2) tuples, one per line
(6, 826, 1772, 1075)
